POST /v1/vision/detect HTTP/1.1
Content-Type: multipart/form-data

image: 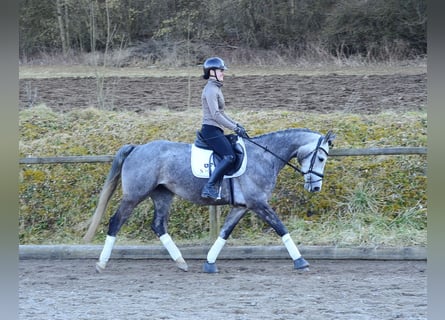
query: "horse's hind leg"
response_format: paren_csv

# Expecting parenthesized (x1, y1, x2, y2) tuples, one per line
(150, 187, 188, 272)
(96, 196, 139, 273)
(203, 206, 248, 273)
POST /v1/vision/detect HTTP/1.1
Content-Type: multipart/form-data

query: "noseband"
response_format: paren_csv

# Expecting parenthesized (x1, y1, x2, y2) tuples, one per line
(299, 136, 329, 181)
(244, 135, 328, 180)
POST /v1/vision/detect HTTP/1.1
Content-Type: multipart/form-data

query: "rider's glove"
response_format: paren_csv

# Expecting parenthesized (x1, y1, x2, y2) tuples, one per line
(235, 124, 249, 138)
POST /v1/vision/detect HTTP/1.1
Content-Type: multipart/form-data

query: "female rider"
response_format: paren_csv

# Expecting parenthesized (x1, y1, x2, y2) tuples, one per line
(200, 57, 248, 199)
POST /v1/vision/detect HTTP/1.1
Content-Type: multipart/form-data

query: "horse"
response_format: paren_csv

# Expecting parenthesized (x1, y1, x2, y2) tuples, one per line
(83, 128, 335, 273)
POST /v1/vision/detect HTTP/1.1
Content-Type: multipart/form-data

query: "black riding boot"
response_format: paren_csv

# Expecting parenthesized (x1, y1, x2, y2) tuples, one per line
(201, 155, 235, 199)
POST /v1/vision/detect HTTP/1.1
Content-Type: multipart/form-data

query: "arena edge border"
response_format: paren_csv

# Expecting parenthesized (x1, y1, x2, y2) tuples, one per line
(19, 245, 426, 261)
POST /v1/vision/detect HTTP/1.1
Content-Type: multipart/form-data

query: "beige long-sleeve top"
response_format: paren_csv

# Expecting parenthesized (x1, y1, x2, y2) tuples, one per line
(201, 79, 238, 131)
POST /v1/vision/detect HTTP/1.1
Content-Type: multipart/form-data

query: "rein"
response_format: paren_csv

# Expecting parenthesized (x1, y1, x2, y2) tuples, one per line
(243, 135, 327, 178)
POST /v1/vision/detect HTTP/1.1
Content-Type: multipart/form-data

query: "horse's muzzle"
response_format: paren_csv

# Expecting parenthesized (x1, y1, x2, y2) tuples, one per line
(304, 181, 322, 192)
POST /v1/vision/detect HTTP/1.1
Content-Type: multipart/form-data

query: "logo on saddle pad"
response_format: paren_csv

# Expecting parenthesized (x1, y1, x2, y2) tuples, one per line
(191, 136, 247, 179)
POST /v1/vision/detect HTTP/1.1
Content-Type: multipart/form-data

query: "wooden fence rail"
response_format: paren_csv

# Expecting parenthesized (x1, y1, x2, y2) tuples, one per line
(19, 146, 427, 239)
(19, 147, 427, 164)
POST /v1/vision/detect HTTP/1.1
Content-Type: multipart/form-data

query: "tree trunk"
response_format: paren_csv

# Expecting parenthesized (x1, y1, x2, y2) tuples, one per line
(56, 0, 67, 55)
(64, 1, 70, 54)
(89, 0, 96, 53)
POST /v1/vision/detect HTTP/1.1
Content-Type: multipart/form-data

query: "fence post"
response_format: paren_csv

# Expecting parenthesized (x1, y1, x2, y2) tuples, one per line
(209, 205, 221, 240)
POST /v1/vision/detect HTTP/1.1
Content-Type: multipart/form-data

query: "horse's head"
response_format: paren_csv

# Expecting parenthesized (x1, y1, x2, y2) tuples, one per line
(297, 130, 336, 192)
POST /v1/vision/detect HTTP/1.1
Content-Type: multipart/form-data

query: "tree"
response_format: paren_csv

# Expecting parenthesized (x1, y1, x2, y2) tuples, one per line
(55, 0, 68, 56)
(19, 0, 427, 61)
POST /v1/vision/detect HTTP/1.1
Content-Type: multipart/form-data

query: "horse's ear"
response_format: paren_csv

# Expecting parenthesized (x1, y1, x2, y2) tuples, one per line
(324, 130, 336, 147)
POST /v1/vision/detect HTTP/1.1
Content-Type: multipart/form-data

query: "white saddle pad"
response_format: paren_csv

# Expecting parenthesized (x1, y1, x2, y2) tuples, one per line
(190, 138, 247, 179)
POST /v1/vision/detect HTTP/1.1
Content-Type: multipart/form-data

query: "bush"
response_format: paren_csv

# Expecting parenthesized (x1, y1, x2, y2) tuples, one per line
(323, 0, 427, 59)
(19, 0, 426, 63)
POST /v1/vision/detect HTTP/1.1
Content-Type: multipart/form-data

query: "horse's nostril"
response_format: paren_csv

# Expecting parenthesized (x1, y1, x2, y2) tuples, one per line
(313, 186, 320, 192)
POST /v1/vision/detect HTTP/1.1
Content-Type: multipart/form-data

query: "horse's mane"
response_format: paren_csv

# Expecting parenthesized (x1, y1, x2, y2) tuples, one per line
(252, 128, 320, 139)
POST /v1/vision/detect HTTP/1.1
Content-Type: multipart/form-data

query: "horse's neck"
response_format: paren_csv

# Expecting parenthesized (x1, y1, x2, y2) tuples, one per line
(256, 130, 315, 160)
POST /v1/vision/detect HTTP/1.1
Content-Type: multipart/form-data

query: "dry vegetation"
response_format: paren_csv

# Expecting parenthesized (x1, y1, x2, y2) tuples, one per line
(19, 102, 426, 247)
(18, 0, 426, 254)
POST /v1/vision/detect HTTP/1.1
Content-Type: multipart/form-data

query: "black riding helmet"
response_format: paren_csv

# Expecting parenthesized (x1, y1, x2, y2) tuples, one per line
(202, 57, 228, 80)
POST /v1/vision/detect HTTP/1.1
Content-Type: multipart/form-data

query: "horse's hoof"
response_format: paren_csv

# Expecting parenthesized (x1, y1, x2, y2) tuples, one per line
(175, 257, 188, 272)
(293, 257, 310, 271)
(95, 261, 106, 273)
(202, 262, 219, 273)
(297, 266, 310, 273)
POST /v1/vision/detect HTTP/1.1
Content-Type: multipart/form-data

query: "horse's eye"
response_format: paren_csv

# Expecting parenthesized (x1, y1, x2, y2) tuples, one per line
(318, 156, 325, 162)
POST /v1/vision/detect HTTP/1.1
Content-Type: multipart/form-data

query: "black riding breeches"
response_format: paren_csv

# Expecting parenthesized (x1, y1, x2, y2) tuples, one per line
(200, 125, 236, 159)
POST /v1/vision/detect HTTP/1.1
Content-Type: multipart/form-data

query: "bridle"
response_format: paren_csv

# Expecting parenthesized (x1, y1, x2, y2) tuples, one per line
(299, 136, 329, 179)
(244, 135, 328, 180)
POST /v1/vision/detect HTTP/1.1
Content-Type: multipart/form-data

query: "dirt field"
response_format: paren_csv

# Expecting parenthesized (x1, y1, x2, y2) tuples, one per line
(19, 258, 426, 320)
(19, 73, 426, 114)
(19, 69, 427, 319)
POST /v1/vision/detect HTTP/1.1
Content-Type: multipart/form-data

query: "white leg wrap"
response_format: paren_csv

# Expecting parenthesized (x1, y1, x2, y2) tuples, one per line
(98, 235, 116, 267)
(282, 233, 301, 260)
(159, 234, 182, 261)
(207, 237, 226, 263)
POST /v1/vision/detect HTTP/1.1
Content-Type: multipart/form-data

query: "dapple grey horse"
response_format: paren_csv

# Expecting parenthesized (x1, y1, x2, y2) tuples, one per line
(83, 128, 335, 273)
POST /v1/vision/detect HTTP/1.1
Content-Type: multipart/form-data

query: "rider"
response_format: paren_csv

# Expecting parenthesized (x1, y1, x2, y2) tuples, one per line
(200, 57, 249, 199)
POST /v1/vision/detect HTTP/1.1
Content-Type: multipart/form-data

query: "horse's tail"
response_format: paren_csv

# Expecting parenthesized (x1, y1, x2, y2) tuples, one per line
(83, 144, 136, 243)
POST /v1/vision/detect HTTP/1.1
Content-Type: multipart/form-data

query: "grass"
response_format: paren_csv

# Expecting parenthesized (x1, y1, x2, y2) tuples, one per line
(19, 54, 426, 79)
(18, 51, 427, 247)
(19, 104, 426, 247)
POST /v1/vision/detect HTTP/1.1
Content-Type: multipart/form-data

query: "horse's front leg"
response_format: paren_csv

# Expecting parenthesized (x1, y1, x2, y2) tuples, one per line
(203, 206, 248, 273)
(252, 202, 310, 271)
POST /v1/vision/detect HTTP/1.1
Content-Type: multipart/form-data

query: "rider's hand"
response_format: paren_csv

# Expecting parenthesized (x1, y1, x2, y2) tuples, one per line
(235, 124, 249, 138)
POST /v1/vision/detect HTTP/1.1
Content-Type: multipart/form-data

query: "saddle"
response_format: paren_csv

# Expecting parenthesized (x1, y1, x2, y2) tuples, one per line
(191, 131, 247, 178)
